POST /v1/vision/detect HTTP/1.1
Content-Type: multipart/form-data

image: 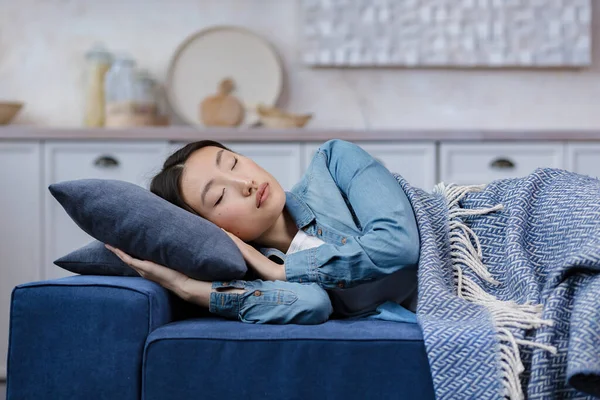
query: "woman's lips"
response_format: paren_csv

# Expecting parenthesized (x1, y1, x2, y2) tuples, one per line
(256, 182, 269, 208)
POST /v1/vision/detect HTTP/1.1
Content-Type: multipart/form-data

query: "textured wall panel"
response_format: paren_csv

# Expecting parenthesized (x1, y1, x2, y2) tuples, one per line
(301, 0, 592, 67)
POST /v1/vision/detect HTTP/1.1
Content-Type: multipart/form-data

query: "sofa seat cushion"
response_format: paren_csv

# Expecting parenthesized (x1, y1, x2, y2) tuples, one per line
(143, 317, 435, 400)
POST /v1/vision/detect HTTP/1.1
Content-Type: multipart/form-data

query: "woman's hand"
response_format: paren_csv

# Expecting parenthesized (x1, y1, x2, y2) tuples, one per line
(221, 229, 286, 281)
(104, 244, 212, 308)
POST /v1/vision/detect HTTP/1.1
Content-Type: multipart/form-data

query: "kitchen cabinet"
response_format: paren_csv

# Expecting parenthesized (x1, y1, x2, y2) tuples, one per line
(439, 142, 565, 185)
(566, 143, 600, 179)
(0, 142, 42, 379)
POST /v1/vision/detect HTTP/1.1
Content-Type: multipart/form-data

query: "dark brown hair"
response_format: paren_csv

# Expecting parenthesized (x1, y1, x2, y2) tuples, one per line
(150, 140, 231, 215)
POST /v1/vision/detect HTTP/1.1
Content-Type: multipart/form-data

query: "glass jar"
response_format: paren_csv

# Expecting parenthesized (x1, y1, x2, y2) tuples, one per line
(83, 44, 113, 127)
(104, 54, 137, 128)
(132, 69, 159, 126)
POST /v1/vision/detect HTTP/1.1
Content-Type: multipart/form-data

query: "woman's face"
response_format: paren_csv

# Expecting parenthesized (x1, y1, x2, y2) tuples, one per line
(179, 146, 286, 241)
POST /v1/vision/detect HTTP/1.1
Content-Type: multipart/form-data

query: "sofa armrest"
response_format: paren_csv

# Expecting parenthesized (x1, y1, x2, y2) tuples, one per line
(7, 275, 179, 400)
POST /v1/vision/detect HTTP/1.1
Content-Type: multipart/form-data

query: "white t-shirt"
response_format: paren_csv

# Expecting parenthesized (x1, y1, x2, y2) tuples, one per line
(286, 230, 418, 317)
(287, 229, 326, 255)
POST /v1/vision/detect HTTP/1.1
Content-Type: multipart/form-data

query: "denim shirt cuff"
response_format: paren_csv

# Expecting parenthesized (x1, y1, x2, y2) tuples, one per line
(284, 248, 319, 283)
(209, 281, 246, 319)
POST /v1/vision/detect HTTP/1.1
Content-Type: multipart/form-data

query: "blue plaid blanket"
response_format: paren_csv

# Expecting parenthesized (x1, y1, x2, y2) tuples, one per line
(395, 168, 600, 399)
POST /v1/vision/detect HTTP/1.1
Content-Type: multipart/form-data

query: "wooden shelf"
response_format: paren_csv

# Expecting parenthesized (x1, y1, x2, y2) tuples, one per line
(2, 126, 600, 141)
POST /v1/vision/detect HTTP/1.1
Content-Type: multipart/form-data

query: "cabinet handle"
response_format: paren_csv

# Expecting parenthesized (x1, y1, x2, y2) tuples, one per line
(94, 155, 120, 168)
(489, 158, 515, 170)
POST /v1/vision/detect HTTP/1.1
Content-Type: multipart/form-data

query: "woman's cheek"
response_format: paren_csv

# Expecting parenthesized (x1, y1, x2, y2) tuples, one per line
(217, 207, 245, 230)
(223, 207, 261, 239)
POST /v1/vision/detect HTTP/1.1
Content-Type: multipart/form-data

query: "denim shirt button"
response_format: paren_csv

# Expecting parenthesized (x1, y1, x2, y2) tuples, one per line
(317, 229, 322, 236)
(337, 281, 345, 288)
(341, 237, 347, 244)
(253, 290, 262, 297)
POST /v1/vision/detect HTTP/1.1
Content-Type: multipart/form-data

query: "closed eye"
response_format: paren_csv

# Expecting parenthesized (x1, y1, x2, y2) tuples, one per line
(214, 188, 225, 207)
(213, 157, 236, 207)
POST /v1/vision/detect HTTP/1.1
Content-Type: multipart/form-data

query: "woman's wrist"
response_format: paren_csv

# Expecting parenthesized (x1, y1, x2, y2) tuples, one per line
(267, 261, 286, 281)
(181, 279, 213, 308)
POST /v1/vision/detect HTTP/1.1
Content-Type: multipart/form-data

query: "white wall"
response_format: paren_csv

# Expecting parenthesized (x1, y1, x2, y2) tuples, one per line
(1, 0, 600, 130)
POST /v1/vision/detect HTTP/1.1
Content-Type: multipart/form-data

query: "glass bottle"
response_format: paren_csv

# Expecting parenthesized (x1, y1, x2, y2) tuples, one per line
(132, 69, 158, 126)
(83, 44, 112, 127)
(104, 54, 137, 128)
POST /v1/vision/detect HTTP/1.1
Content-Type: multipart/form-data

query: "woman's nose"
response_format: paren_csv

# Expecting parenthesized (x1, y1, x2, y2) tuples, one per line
(239, 179, 256, 196)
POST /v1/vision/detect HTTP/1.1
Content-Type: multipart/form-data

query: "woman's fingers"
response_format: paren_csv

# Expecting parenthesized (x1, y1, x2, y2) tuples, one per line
(221, 228, 237, 242)
(105, 244, 140, 273)
(104, 244, 190, 296)
(221, 228, 250, 254)
(106, 244, 138, 268)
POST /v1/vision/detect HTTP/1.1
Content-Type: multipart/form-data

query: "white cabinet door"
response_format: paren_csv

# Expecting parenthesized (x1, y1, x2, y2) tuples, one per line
(169, 142, 303, 191)
(566, 143, 600, 179)
(302, 141, 437, 190)
(44, 141, 169, 281)
(440, 142, 565, 185)
(0, 142, 42, 379)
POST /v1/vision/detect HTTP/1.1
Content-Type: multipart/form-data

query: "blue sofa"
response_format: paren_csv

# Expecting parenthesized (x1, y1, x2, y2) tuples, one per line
(6, 275, 435, 400)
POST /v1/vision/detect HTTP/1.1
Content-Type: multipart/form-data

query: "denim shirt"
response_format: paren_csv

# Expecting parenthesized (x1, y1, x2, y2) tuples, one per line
(210, 139, 421, 324)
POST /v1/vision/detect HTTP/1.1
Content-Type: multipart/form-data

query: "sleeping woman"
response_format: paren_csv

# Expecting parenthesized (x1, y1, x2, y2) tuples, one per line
(106, 138, 600, 398)
(106, 139, 420, 325)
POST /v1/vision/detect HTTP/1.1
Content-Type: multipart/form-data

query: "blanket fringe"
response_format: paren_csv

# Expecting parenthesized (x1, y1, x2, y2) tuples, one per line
(433, 182, 557, 400)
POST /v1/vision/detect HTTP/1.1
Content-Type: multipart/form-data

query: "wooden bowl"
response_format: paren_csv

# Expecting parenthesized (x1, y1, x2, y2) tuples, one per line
(0, 102, 24, 125)
(259, 114, 312, 129)
(255, 104, 312, 128)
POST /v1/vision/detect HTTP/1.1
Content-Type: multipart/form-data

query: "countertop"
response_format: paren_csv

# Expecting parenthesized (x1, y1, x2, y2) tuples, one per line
(2, 126, 600, 141)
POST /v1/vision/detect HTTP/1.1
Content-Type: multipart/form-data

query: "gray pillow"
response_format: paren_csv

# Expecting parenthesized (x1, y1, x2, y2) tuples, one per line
(54, 240, 140, 277)
(49, 179, 247, 281)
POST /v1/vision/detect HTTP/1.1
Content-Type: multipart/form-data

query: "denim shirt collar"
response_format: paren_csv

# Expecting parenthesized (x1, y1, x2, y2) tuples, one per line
(284, 191, 315, 229)
(255, 191, 315, 262)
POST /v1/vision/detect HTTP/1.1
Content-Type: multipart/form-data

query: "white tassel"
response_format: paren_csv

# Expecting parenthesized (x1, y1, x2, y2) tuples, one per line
(434, 182, 557, 400)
